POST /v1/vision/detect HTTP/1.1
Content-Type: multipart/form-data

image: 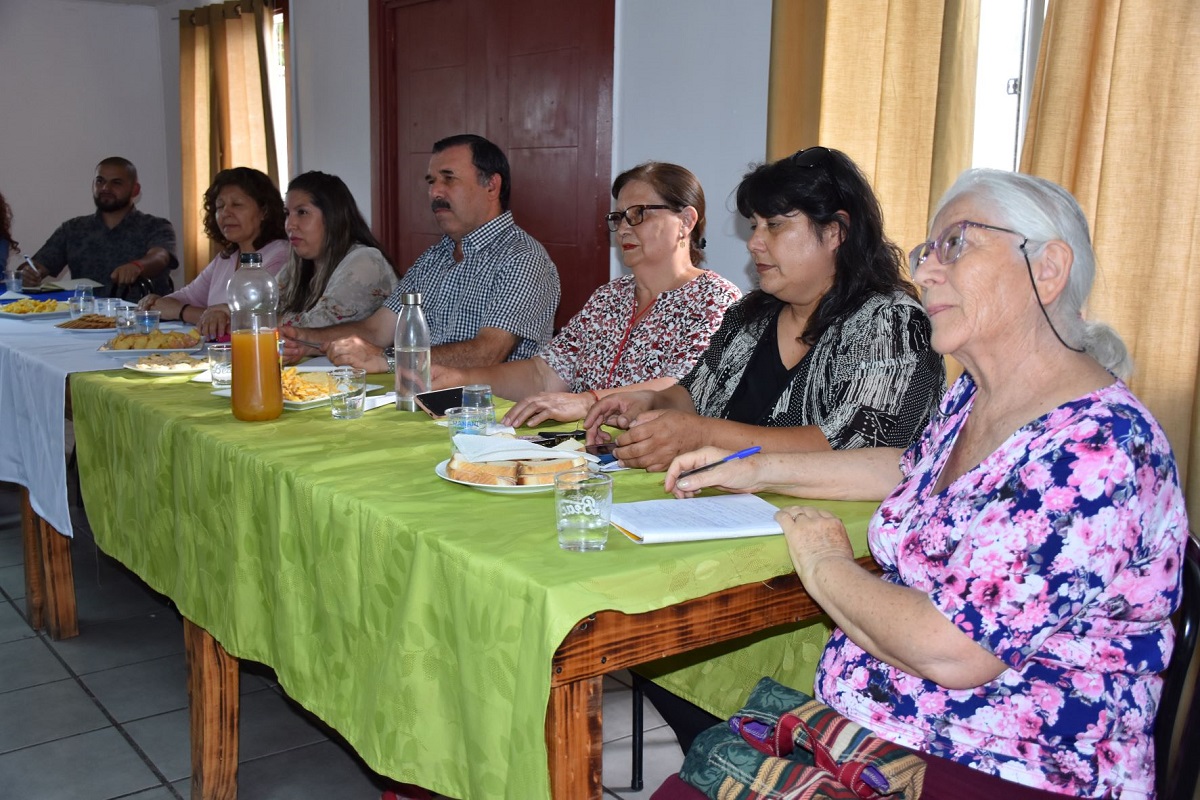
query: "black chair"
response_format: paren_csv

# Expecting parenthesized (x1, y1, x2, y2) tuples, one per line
(1156, 533, 1200, 800)
(631, 679, 645, 790)
(109, 277, 154, 303)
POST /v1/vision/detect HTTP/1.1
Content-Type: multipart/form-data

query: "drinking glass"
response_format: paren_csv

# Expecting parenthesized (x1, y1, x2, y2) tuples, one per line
(207, 343, 233, 388)
(4, 271, 20, 294)
(462, 383, 496, 424)
(69, 287, 95, 319)
(94, 298, 119, 317)
(446, 405, 490, 445)
(114, 306, 137, 335)
(329, 367, 367, 420)
(555, 470, 612, 551)
(135, 309, 161, 333)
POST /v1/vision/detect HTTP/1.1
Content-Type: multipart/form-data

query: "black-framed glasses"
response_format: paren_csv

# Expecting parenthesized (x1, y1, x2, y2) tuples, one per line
(908, 220, 1028, 275)
(605, 204, 672, 232)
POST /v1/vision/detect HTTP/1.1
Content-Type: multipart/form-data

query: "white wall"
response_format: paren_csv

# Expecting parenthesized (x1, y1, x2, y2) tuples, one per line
(0, 0, 175, 272)
(612, 0, 771, 289)
(1, 0, 770, 293)
(287, 0, 374, 220)
(279, 0, 772, 291)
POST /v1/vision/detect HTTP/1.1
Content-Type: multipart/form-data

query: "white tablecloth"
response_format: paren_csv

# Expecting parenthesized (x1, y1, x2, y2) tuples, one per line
(0, 317, 140, 536)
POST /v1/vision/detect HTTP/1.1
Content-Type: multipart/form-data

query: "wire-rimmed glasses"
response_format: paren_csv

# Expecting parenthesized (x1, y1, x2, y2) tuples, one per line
(909, 219, 1084, 354)
(908, 220, 1028, 275)
(605, 204, 672, 232)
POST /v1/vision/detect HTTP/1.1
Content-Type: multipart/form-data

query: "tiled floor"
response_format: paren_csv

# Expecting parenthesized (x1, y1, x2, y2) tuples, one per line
(0, 481, 685, 799)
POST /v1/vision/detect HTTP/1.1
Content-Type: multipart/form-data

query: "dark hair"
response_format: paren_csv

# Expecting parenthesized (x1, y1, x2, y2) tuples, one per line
(97, 156, 137, 184)
(432, 134, 511, 210)
(612, 162, 707, 266)
(0, 191, 17, 252)
(735, 147, 914, 345)
(280, 171, 396, 316)
(202, 168, 287, 256)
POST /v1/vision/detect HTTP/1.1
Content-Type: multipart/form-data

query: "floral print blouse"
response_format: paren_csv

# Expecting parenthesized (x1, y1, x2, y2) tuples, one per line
(537, 271, 741, 392)
(816, 374, 1188, 798)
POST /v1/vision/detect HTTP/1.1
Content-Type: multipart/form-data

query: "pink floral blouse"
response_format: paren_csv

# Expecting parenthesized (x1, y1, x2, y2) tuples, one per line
(816, 375, 1188, 798)
(537, 271, 741, 392)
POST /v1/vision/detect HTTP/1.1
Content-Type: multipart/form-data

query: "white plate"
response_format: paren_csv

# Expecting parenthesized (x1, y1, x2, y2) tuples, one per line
(210, 383, 385, 410)
(56, 325, 117, 333)
(0, 307, 72, 320)
(100, 345, 205, 357)
(122, 358, 210, 375)
(434, 459, 555, 494)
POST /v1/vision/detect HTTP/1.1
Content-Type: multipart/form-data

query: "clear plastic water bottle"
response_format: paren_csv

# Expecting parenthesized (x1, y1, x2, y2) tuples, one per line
(393, 292, 431, 411)
(228, 252, 282, 421)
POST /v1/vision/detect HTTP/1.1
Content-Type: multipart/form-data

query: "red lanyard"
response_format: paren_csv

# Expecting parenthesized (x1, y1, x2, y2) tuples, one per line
(602, 296, 656, 388)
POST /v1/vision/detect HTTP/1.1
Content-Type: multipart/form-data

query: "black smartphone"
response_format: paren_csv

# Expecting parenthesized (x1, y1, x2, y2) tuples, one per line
(531, 430, 587, 446)
(414, 386, 464, 418)
(584, 443, 616, 457)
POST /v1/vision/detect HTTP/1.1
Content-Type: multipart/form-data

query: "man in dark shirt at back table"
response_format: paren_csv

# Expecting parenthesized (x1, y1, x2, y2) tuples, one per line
(26, 156, 178, 298)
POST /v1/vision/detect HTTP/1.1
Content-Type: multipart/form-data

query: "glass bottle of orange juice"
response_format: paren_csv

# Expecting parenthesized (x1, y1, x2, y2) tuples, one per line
(228, 253, 282, 421)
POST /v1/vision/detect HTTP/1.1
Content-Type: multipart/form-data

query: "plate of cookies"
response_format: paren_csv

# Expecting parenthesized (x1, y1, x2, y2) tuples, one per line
(56, 313, 116, 331)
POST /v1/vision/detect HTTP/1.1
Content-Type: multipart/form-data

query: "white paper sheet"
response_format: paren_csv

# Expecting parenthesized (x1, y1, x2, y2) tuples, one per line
(610, 493, 784, 544)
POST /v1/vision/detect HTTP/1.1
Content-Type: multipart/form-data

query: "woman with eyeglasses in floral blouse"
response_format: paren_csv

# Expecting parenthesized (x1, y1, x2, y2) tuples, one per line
(662, 170, 1188, 799)
(432, 161, 742, 428)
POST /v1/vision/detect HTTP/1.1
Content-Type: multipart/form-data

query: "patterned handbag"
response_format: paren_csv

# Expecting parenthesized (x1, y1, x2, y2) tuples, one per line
(678, 677, 926, 800)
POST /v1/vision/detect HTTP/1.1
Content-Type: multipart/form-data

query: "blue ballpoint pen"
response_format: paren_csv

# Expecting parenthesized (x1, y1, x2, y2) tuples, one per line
(677, 445, 761, 480)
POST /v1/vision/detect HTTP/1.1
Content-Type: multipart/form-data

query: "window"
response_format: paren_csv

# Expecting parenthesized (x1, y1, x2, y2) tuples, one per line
(971, 0, 1046, 170)
(268, 0, 289, 179)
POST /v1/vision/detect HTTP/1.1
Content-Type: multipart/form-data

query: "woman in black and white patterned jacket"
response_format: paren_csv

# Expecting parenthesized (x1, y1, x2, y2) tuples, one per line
(585, 147, 944, 472)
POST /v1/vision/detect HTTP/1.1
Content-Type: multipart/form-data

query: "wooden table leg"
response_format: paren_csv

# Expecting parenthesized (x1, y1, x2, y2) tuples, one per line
(546, 675, 603, 799)
(185, 619, 240, 800)
(19, 488, 45, 631)
(21, 487, 79, 639)
(37, 516, 78, 639)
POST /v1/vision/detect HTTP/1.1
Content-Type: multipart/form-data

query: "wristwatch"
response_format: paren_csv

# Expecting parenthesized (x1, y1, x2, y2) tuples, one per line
(384, 346, 396, 374)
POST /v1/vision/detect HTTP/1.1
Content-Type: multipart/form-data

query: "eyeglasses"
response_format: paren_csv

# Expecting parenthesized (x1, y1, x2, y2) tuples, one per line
(605, 204, 672, 232)
(908, 220, 1028, 275)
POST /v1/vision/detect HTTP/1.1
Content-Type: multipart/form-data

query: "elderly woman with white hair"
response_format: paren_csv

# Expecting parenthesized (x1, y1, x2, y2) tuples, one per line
(660, 169, 1188, 799)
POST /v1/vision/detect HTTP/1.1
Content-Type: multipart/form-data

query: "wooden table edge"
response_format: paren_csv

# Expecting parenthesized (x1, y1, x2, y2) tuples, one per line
(545, 555, 880, 799)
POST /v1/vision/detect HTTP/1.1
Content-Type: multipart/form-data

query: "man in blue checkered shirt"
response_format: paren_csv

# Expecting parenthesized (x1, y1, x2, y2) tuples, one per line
(281, 135, 560, 371)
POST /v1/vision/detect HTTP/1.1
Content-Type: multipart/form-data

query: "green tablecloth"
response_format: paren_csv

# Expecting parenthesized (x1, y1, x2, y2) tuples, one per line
(70, 371, 877, 799)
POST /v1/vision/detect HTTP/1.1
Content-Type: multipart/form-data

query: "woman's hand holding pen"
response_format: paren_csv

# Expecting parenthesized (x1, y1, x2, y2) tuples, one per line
(665, 446, 766, 498)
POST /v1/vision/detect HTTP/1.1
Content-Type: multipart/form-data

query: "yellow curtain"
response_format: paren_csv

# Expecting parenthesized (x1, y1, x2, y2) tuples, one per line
(1021, 0, 1200, 523)
(768, 0, 981, 260)
(179, 0, 277, 282)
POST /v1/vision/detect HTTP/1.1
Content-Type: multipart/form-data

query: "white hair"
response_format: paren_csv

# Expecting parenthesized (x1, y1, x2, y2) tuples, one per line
(933, 169, 1131, 379)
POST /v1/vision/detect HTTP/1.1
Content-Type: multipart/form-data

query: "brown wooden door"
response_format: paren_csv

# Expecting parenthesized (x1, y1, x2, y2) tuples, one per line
(371, 0, 615, 328)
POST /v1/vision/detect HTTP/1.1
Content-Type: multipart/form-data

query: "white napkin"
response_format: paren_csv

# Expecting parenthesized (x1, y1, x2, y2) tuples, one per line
(451, 433, 598, 462)
(364, 392, 397, 411)
(1, 290, 29, 300)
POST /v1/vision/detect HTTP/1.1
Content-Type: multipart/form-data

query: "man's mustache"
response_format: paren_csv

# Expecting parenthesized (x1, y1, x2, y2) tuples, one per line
(431, 199, 451, 212)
